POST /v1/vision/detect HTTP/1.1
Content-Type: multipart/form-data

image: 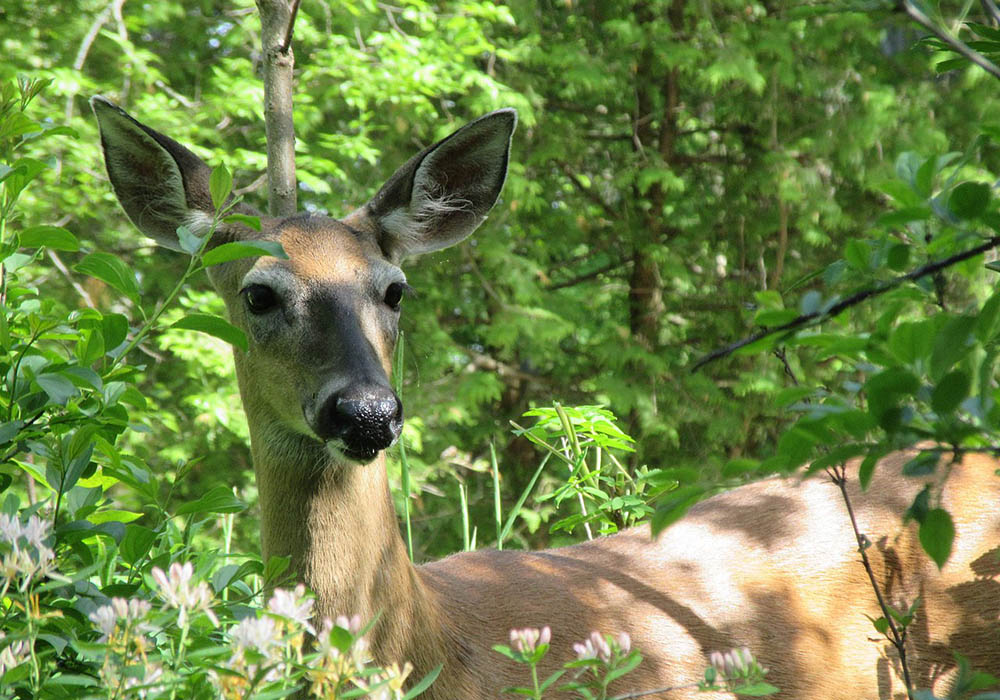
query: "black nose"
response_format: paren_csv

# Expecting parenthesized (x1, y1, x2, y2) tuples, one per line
(315, 384, 403, 460)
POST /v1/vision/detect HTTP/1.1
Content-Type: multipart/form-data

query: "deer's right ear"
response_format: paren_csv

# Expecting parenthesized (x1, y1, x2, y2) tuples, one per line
(91, 96, 217, 251)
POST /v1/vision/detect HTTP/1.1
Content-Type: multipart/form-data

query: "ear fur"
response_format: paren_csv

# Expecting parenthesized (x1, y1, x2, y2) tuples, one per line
(91, 96, 220, 251)
(364, 109, 517, 261)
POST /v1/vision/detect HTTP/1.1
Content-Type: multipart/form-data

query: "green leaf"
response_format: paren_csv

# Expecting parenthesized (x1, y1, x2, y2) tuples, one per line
(733, 682, 780, 696)
(869, 615, 890, 635)
(120, 524, 157, 566)
(858, 452, 881, 490)
(176, 225, 204, 255)
(877, 207, 932, 228)
(976, 291, 1000, 343)
(903, 452, 939, 477)
(74, 252, 140, 304)
(36, 373, 77, 405)
(101, 313, 129, 350)
(174, 485, 247, 515)
(886, 243, 910, 271)
(844, 239, 870, 271)
(931, 369, 971, 415)
(209, 164, 233, 210)
(919, 508, 955, 568)
(201, 240, 288, 266)
(19, 225, 79, 251)
(224, 214, 262, 231)
(930, 316, 976, 379)
(651, 485, 706, 536)
(171, 313, 248, 352)
(949, 182, 990, 220)
(402, 664, 443, 699)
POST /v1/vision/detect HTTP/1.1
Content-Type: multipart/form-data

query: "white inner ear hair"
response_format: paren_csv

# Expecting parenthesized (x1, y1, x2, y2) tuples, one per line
(380, 179, 475, 246)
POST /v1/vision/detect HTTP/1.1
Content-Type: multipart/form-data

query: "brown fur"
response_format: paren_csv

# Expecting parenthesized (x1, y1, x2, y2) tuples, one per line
(91, 98, 1000, 699)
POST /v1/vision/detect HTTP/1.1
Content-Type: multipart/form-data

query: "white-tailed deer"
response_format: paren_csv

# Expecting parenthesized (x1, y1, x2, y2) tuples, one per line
(92, 96, 1000, 699)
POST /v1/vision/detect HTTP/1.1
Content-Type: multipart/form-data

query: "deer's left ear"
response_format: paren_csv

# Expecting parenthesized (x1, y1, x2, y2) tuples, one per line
(362, 109, 516, 261)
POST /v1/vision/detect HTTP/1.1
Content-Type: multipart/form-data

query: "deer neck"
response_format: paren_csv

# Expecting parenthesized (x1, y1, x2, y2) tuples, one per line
(245, 413, 448, 668)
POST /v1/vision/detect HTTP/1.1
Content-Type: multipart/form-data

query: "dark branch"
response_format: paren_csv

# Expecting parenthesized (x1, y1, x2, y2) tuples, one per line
(279, 0, 301, 54)
(984, 0, 1000, 25)
(901, 0, 1000, 80)
(557, 161, 619, 220)
(548, 258, 630, 290)
(691, 235, 1000, 372)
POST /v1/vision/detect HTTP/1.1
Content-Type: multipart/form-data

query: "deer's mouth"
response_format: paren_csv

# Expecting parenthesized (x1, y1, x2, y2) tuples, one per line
(339, 443, 382, 464)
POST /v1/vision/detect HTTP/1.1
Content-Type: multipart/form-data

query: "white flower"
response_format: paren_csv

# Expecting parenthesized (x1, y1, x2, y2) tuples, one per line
(0, 514, 21, 544)
(21, 516, 51, 551)
(89, 597, 153, 643)
(0, 631, 28, 675)
(573, 631, 612, 663)
(150, 562, 218, 627)
(230, 615, 280, 655)
(509, 626, 551, 654)
(89, 605, 118, 642)
(267, 584, 314, 633)
(317, 615, 370, 668)
(0, 514, 55, 585)
(335, 614, 363, 635)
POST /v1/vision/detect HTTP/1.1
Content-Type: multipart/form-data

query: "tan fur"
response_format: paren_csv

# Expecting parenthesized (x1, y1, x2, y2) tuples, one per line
(232, 221, 1000, 700)
(93, 99, 1000, 698)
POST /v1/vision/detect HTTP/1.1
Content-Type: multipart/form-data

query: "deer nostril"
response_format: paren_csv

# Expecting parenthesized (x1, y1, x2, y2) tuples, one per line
(314, 386, 403, 455)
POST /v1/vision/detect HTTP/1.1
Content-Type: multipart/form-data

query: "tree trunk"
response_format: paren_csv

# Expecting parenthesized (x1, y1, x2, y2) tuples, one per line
(256, 0, 298, 216)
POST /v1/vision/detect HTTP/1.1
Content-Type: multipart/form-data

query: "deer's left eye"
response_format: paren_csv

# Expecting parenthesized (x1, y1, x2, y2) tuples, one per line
(383, 282, 405, 311)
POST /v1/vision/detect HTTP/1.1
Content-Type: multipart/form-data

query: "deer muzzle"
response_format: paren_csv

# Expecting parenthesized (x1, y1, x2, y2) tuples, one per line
(312, 384, 403, 462)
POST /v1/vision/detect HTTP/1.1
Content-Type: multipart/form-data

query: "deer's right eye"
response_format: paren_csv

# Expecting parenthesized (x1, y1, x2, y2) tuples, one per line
(242, 284, 278, 314)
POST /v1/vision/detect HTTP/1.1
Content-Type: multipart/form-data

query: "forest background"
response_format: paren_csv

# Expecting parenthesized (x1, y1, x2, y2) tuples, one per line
(2, 0, 1000, 696)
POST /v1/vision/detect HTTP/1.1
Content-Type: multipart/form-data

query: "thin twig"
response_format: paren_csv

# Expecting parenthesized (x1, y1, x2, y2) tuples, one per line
(983, 0, 1000, 25)
(233, 172, 267, 197)
(557, 161, 619, 220)
(773, 347, 798, 385)
(901, 0, 1000, 80)
(66, 0, 127, 120)
(691, 235, 1000, 371)
(47, 250, 95, 308)
(827, 465, 913, 695)
(278, 0, 301, 54)
(548, 258, 630, 290)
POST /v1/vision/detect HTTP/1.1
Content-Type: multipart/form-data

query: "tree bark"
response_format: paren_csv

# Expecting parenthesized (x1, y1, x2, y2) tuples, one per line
(256, 0, 298, 216)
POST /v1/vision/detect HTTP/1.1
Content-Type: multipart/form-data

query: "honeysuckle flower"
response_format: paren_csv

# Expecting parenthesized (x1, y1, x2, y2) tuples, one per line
(89, 597, 153, 643)
(230, 614, 280, 656)
(150, 562, 218, 627)
(509, 626, 551, 654)
(573, 631, 613, 662)
(709, 646, 763, 678)
(616, 632, 631, 655)
(89, 605, 117, 642)
(267, 584, 314, 633)
(0, 513, 55, 586)
(0, 631, 28, 676)
(335, 613, 363, 635)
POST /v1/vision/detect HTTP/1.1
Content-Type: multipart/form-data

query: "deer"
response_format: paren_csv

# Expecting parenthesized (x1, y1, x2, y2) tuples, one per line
(90, 96, 1000, 699)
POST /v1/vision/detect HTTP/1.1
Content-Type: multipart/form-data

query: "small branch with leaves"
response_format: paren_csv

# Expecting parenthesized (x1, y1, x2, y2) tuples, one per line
(691, 235, 1000, 371)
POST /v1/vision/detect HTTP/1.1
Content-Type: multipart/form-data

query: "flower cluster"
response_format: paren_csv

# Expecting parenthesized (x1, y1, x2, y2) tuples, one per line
(89, 597, 152, 644)
(510, 626, 551, 655)
(704, 646, 771, 691)
(0, 630, 29, 677)
(150, 561, 218, 627)
(573, 631, 630, 663)
(87, 596, 163, 698)
(308, 614, 374, 697)
(0, 513, 55, 591)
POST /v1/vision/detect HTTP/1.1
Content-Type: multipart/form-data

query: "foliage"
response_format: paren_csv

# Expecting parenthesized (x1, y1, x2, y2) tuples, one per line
(2, 0, 1000, 697)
